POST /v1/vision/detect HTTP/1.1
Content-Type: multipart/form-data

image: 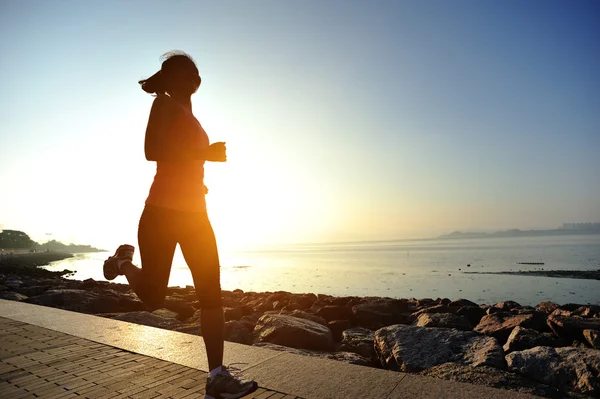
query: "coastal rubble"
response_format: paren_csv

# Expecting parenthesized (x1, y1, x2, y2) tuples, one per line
(1, 267, 599, 398)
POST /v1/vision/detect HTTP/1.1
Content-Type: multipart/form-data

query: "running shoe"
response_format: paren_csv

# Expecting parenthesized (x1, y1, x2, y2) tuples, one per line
(103, 244, 135, 280)
(205, 365, 258, 399)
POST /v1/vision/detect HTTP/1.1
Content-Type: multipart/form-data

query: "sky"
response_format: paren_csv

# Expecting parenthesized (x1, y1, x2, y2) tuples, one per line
(0, 1, 599, 251)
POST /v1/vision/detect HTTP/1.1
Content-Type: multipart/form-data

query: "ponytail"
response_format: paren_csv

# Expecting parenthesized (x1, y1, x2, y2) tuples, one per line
(138, 70, 166, 95)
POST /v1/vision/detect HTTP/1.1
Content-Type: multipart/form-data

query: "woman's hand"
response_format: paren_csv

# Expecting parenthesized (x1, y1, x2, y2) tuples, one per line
(204, 142, 227, 162)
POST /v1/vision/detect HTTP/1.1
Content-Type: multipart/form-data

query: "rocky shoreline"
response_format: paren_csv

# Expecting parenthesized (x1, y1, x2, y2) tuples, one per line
(0, 264, 599, 398)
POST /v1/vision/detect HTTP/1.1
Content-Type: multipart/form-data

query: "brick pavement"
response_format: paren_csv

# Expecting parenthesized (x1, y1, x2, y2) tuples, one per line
(0, 317, 298, 399)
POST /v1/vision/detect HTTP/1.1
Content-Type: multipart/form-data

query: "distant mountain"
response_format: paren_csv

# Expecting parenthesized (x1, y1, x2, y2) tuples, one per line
(438, 226, 600, 240)
(36, 240, 105, 253)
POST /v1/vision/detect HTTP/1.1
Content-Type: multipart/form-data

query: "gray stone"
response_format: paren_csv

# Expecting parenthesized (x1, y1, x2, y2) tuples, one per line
(316, 305, 354, 322)
(456, 306, 487, 327)
(503, 326, 566, 354)
(583, 329, 599, 349)
(253, 313, 334, 351)
(506, 346, 600, 396)
(0, 291, 28, 301)
(547, 314, 600, 343)
(288, 309, 328, 327)
(253, 342, 372, 367)
(475, 312, 548, 344)
(113, 311, 182, 329)
(352, 300, 411, 329)
(420, 362, 561, 398)
(374, 325, 505, 372)
(152, 308, 179, 319)
(493, 301, 521, 311)
(413, 313, 472, 330)
(328, 319, 352, 342)
(535, 301, 560, 314)
(224, 320, 252, 344)
(449, 299, 479, 308)
(339, 327, 376, 360)
(412, 305, 457, 318)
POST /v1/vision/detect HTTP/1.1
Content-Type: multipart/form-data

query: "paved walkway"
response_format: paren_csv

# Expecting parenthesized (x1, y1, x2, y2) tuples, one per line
(0, 317, 294, 399)
(0, 300, 541, 399)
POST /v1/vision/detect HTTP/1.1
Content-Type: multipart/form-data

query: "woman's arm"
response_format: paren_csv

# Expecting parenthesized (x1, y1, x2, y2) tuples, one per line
(144, 96, 211, 162)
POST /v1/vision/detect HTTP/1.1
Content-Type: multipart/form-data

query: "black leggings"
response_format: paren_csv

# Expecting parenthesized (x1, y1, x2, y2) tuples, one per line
(135, 204, 222, 309)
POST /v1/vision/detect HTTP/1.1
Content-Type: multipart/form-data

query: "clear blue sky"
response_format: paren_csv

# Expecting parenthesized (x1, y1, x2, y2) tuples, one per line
(0, 1, 598, 249)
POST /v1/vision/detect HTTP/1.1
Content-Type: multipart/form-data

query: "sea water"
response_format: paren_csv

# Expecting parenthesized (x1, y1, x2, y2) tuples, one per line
(43, 234, 600, 306)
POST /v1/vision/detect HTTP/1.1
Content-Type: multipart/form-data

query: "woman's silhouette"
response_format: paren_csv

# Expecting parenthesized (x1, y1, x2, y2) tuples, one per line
(103, 51, 258, 399)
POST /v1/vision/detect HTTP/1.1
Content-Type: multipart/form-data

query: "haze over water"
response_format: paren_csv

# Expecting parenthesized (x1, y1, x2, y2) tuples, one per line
(45, 234, 600, 306)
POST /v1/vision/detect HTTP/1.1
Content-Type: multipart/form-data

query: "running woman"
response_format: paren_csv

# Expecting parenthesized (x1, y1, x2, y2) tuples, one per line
(103, 51, 258, 399)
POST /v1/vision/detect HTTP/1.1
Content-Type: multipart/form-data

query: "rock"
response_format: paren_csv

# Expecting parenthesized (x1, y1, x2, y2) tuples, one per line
(223, 307, 244, 321)
(412, 305, 457, 318)
(328, 319, 352, 342)
(561, 303, 587, 312)
(374, 325, 505, 372)
(583, 329, 599, 349)
(163, 297, 196, 320)
(23, 289, 141, 314)
(0, 291, 28, 301)
(287, 309, 328, 327)
(113, 311, 182, 329)
(449, 298, 478, 308)
(494, 301, 521, 311)
(339, 327, 376, 361)
(456, 306, 487, 327)
(253, 342, 372, 366)
(152, 308, 179, 319)
(253, 313, 334, 351)
(547, 314, 600, 343)
(573, 305, 600, 318)
(550, 308, 573, 318)
(413, 313, 472, 331)
(506, 346, 600, 396)
(503, 326, 566, 354)
(224, 320, 252, 344)
(535, 301, 560, 314)
(5, 278, 22, 288)
(173, 325, 202, 335)
(316, 305, 354, 323)
(352, 299, 411, 329)
(79, 278, 102, 289)
(13, 285, 49, 297)
(474, 312, 548, 344)
(420, 362, 561, 398)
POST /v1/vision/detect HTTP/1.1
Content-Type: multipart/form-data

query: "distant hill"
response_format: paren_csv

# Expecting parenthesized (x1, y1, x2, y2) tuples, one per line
(438, 226, 600, 240)
(36, 240, 105, 253)
(0, 230, 104, 253)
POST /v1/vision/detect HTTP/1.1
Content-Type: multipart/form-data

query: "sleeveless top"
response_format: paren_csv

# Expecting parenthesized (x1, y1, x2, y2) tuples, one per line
(145, 99, 209, 213)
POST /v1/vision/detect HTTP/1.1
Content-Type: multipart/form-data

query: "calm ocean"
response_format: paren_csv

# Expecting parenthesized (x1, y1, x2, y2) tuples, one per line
(44, 234, 600, 306)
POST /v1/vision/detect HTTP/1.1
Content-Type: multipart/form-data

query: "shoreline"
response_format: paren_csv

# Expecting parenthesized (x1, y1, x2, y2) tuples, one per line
(1, 260, 599, 397)
(464, 269, 600, 280)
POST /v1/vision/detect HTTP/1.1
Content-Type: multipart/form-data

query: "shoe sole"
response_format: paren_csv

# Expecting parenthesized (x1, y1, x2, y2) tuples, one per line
(205, 382, 258, 399)
(103, 258, 119, 280)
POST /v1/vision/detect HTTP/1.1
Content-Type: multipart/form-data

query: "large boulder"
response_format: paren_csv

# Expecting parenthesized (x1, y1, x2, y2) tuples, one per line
(493, 301, 521, 311)
(328, 319, 352, 342)
(506, 346, 600, 396)
(113, 311, 182, 329)
(449, 298, 479, 308)
(413, 313, 472, 330)
(503, 326, 566, 354)
(583, 329, 599, 349)
(474, 312, 548, 344)
(456, 306, 487, 327)
(253, 313, 334, 351)
(162, 297, 196, 320)
(352, 299, 411, 329)
(547, 314, 600, 343)
(24, 289, 144, 314)
(412, 304, 457, 318)
(287, 310, 328, 327)
(253, 342, 372, 367)
(420, 362, 561, 398)
(374, 325, 505, 372)
(535, 301, 560, 314)
(316, 305, 354, 323)
(224, 320, 252, 344)
(0, 291, 28, 301)
(339, 327, 376, 361)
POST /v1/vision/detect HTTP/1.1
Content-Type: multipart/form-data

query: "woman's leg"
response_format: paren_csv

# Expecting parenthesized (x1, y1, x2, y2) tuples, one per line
(178, 212, 224, 371)
(125, 205, 178, 310)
